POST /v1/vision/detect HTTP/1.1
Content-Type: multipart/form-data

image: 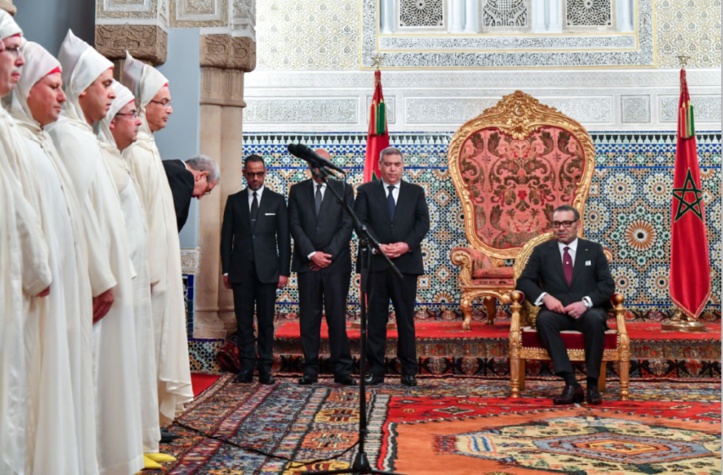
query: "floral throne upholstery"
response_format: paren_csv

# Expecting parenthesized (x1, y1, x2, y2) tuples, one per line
(448, 91, 595, 330)
(508, 232, 630, 401)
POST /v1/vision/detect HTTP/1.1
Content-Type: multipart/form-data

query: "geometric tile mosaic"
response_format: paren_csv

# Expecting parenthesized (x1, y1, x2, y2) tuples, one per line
(238, 131, 721, 321)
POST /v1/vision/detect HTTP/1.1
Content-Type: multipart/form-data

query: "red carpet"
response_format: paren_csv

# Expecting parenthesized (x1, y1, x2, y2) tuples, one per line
(275, 319, 721, 341)
(191, 373, 220, 397)
(157, 375, 721, 474)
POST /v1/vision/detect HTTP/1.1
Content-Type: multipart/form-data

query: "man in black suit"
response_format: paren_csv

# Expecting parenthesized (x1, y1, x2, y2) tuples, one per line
(163, 155, 219, 231)
(354, 147, 430, 387)
(516, 205, 615, 405)
(288, 149, 355, 386)
(220, 154, 290, 384)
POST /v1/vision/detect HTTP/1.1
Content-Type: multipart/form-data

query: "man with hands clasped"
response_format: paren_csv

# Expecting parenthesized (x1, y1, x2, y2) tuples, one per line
(516, 205, 615, 405)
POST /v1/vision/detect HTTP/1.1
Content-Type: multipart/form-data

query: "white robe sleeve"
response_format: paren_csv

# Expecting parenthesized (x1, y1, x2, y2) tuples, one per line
(12, 186, 51, 296)
(125, 144, 167, 287)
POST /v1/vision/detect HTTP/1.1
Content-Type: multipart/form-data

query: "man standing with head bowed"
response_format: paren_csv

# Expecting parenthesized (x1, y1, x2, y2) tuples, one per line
(0, 12, 52, 475)
(221, 154, 291, 385)
(121, 51, 194, 441)
(516, 205, 615, 405)
(7, 39, 99, 475)
(47, 29, 144, 475)
(289, 149, 355, 386)
(354, 146, 430, 387)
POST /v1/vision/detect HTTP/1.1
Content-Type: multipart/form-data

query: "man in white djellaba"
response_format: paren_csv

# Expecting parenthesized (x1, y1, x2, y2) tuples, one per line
(98, 79, 177, 470)
(0, 11, 52, 475)
(6, 40, 100, 475)
(46, 30, 144, 475)
(121, 52, 193, 440)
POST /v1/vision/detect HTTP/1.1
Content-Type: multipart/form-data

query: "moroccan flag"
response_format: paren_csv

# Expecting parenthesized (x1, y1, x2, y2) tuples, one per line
(363, 69, 390, 182)
(669, 68, 711, 319)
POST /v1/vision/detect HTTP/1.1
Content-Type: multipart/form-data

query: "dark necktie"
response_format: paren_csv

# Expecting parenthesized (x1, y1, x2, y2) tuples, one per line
(387, 185, 396, 220)
(563, 246, 573, 285)
(315, 184, 323, 217)
(251, 191, 259, 223)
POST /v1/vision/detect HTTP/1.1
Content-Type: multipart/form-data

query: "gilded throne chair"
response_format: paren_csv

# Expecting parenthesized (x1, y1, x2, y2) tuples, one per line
(508, 232, 630, 401)
(448, 91, 596, 330)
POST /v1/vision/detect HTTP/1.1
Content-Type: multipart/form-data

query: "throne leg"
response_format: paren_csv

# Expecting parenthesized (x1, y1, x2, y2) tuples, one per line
(484, 297, 496, 325)
(460, 294, 473, 331)
(619, 358, 630, 401)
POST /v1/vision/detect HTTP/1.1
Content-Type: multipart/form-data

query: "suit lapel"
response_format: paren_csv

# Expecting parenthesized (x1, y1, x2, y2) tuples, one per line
(240, 189, 251, 226)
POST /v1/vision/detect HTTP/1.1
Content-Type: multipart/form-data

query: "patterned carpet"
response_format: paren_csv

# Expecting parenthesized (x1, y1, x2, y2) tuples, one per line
(156, 375, 720, 474)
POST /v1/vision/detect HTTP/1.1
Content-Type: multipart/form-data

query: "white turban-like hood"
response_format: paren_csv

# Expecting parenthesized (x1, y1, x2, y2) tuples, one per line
(58, 30, 113, 96)
(98, 80, 135, 145)
(57, 29, 113, 125)
(0, 9, 21, 40)
(120, 51, 168, 108)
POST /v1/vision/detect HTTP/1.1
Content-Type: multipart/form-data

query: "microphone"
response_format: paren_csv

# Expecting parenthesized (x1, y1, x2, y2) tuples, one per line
(287, 143, 345, 175)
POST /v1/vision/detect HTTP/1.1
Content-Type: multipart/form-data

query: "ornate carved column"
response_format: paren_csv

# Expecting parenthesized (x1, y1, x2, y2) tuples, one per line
(94, 0, 168, 66)
(195, 33, 256, 338)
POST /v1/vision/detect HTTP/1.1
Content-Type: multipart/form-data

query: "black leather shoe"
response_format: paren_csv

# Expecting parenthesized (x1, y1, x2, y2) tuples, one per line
(334, 374, 356, 386)
(259, 374, 276, 385)
(364, 374, 384, 386)
(160, 428, 179, 443)
(553, 384, 584, 405)
(298, 374, 318, 385)
(234, 371, 252, 383)
(586, 386, 603, 405)
(401, 375, 418, 387)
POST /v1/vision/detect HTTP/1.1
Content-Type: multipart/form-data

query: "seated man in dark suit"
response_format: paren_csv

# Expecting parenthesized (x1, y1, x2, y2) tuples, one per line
(516, 205, 615, 405)
(163, 155, 219, 231)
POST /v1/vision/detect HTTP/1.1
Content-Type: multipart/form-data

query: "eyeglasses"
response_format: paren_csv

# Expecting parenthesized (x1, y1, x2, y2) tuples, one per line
(115, 110, 139, 118)
(551, 220, 578, 228)
(149, 99, 172, 108)
(0, 45, 22, 58)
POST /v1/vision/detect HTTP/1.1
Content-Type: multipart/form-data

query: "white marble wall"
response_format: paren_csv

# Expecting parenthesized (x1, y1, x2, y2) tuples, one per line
(246, 0, 721, 132)
(244, 69, 721, 132)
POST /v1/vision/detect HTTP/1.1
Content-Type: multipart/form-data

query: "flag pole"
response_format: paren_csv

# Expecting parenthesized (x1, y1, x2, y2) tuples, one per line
(662, 55, 709, 333)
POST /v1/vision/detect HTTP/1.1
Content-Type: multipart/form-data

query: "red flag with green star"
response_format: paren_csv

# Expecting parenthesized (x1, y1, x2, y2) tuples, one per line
(669, 68, 711, 319)
(363, 70, 390, 182)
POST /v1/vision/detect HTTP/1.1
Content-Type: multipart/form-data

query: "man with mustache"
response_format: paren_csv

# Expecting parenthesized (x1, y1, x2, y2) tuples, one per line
(516, 205, 615, 405)
(7, 39, 101, 475)
(0, 12, 52, 474)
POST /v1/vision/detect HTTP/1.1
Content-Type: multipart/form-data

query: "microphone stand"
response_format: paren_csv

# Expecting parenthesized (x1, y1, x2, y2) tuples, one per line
(307, 165, 400, 475)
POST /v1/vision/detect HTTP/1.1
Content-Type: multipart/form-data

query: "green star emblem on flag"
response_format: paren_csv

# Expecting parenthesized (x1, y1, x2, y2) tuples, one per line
(672, 168, 704, 222)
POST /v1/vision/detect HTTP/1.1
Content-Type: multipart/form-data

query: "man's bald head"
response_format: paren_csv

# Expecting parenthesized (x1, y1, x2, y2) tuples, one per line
(310, 148, 330, 182)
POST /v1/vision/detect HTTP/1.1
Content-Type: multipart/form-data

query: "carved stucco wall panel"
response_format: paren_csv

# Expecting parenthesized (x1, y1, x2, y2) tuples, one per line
(95, 24, 168, 64)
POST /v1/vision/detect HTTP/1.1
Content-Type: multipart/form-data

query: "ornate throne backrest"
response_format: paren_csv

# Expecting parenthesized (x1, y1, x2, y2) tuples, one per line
(447, 91, 595, 260)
